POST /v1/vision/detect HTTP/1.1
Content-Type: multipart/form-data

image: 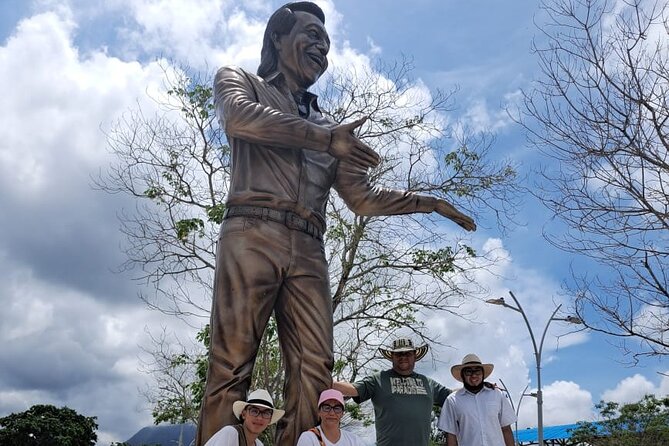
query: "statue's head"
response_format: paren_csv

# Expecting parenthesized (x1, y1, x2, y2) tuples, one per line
(257, 2, 329, 89)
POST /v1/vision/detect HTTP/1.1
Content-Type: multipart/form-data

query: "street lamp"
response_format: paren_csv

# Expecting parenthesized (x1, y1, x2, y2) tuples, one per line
(499, 379, 533, 445)
(486, 291, 583, 446)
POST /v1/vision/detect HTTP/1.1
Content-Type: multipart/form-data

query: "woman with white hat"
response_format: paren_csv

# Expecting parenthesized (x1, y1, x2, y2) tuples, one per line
(204, 389, 285, 446)
(296, 389, 363, 446)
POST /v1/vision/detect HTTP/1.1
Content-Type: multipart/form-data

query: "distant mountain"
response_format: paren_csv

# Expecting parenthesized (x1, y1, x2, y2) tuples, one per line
(125, 423, 196, 446)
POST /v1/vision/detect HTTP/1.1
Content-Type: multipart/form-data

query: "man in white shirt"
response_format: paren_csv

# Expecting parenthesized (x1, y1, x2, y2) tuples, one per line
(438, 354, 516, 446)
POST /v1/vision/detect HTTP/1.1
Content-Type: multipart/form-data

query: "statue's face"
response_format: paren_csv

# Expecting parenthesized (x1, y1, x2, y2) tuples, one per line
(274, 11, 330, 90)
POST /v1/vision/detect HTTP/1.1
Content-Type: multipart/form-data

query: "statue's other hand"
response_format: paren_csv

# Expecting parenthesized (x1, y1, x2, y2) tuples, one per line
(329, 117, 381, 168)
(435, 199, 476, 232)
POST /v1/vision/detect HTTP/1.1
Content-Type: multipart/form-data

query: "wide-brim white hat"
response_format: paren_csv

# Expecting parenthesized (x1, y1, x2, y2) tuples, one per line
(379, 338, 428, 361)
(232, 389, 285, 425)
(451, 353, 494, 382)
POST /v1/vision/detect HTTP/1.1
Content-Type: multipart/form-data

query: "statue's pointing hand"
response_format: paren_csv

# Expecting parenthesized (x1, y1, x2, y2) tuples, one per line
(329, 117, 381, 168)
(435, 199, 477, 232)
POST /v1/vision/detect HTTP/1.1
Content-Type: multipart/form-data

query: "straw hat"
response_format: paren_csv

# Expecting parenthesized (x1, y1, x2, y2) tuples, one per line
(232, 389, 285, 424)
(450, 353, 494, 382)
(379, 338, 428, 361)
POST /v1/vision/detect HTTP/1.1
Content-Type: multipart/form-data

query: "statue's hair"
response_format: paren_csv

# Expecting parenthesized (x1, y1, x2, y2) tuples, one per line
(257, 2, 326, 78)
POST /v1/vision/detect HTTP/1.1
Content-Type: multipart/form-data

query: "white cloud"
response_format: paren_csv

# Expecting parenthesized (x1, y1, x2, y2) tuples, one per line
(601, 373, 663, 405)
(457, 98, 513, 134)
(0, 4, 202, 442)
(516, 381, 594, 428)
(366, 36, 382, 55)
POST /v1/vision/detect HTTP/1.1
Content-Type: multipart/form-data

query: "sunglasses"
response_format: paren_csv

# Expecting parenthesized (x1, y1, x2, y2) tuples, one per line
(392, 351, 415, 357)
(462, 367, 484, 376)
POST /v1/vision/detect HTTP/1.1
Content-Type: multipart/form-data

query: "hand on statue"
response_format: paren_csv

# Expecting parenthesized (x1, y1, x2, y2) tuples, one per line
(435, 199, 476, 232)
(329, 117, 381, 168)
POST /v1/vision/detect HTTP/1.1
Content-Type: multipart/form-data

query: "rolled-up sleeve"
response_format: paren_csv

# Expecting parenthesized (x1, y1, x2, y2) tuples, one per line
(214, 66, 332, 152)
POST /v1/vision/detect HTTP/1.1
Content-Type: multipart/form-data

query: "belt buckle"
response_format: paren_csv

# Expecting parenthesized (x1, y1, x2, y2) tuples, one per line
(285, 211, 304, 231)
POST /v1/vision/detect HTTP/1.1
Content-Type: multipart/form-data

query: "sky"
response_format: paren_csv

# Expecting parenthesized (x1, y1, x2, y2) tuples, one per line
(0, 0, 667, 444)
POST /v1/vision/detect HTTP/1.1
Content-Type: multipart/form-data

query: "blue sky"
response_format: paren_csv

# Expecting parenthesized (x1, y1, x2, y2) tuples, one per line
(0, 0, 666, 444)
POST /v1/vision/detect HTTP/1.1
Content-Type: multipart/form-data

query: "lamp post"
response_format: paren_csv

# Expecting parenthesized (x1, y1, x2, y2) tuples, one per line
(499, 379, 533, 445)
(486, 291, 583, 446)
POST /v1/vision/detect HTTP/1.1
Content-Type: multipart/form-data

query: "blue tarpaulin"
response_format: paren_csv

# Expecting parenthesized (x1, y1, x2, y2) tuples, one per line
(515, 422, 605, 444)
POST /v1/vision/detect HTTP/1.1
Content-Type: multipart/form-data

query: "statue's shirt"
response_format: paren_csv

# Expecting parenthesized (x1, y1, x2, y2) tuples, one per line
(214, 66, 438, 231)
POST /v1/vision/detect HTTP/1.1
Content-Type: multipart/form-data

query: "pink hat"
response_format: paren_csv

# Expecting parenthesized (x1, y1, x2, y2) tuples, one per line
(318, 389, 345, 407)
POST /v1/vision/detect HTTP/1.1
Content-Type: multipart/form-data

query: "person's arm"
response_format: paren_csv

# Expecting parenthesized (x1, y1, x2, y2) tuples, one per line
(334, 161, 475, 231)
(446, 433, 458, 446)
(501, 425, 514, 446)
(215, 66, 379, 168)
(332, 381, 359, 397)
(432, 379, 452, 407)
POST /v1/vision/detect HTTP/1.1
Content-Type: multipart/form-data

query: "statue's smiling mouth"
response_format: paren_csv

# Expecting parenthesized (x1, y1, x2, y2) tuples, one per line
(306, 53, 324, 69)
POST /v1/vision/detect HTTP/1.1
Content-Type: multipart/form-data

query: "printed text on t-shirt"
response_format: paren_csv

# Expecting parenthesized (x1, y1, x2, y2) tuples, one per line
(390, 377, 428, 395)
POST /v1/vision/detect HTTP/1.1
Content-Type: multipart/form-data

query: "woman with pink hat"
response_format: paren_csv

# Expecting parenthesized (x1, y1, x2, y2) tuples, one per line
(296, 389, 363, 446)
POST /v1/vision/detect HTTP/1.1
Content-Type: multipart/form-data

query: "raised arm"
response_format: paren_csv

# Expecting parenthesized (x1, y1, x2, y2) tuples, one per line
(332, 381, 359, 397)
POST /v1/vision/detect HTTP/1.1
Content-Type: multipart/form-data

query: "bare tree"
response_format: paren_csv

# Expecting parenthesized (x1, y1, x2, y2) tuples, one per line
(318, 60, 520, 379)
(97, 59, 520, 423)
(519, 0, 669, 360)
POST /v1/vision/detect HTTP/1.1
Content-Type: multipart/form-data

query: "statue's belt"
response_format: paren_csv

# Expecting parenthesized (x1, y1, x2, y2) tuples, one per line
(223, 205, 323, 240)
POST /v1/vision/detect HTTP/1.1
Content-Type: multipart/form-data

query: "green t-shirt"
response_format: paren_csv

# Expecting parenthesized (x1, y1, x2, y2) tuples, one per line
(353, 369, 451, 446)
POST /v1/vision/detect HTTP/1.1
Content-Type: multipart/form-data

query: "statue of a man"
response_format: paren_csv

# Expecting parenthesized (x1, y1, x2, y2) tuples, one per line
(197, 2, 476, 445)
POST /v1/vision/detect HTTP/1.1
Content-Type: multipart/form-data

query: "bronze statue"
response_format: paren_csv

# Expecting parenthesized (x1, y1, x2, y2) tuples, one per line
(196, 2, 476, 445)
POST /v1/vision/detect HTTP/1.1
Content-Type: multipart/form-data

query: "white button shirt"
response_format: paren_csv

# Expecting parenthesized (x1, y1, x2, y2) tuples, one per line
(438, 386, 516, 446)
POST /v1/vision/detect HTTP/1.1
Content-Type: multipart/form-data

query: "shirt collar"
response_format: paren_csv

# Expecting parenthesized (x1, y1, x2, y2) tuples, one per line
(263, 70, 322, 113)
(462, 385, 493, 396)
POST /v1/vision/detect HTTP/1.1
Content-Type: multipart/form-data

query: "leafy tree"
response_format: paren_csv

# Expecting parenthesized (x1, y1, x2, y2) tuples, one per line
(570, 394, 669, 445)
(0, 404, 98, 446)
(519, 0, 669, 360)
(97, 59, 520, 429)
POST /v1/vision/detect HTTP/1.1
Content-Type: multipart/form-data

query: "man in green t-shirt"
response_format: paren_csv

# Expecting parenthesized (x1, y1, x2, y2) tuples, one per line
(334, 338, 451, 446)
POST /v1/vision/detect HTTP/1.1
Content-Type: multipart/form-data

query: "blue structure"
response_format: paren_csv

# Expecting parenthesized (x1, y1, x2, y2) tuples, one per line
(515, 422, 605, 445)
(516, 423, 579, 444)
(126, 423, 196, 446)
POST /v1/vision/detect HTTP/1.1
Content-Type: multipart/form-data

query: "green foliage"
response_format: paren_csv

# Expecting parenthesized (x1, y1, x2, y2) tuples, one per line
(206, 203, 227, 224)
(344, 401, 374, 427)
(444, 145, 517, 198)
(168, 83, 215, 121)
(570, 395, 669, 446)
(0, 404, 98, 446)
(191, 325, 210, 415)
(151, 325, 210, 425)
(410, 246, 475, 277)
(175, 218, 205, 242)
(411, 248, 456, 275)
